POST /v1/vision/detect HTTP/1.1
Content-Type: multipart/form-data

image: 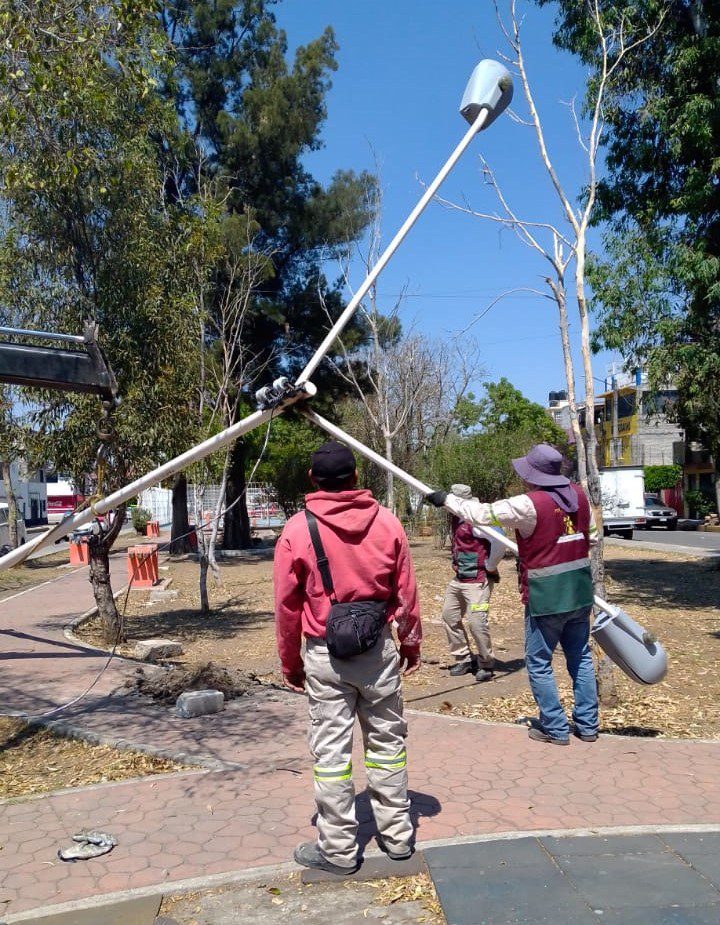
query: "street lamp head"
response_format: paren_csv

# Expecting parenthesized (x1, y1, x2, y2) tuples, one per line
(460, 59, 514, 130)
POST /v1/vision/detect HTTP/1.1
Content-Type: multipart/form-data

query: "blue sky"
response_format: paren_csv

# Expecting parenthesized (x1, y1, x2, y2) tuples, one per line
(279, 0, 619, 406)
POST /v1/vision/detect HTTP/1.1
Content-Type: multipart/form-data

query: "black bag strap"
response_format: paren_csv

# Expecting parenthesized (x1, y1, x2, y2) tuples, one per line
(305, 510, 338, 604)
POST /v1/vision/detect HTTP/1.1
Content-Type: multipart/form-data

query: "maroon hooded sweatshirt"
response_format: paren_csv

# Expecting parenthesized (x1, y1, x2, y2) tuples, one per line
(274, 488, 422, 678)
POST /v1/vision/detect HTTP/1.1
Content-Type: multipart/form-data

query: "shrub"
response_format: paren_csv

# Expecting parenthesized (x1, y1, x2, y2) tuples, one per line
(685, 490, 715, 519)
(643, 465, 682, 494)
(131, 507, 152, 534)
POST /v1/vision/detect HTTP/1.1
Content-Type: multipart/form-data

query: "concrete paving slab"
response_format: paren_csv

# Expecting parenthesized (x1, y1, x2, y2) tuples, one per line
(3, 895, 160, 925)
(300, 850, 426, 884)
(427, 839, 600, 925)
(539, 833, 666, 857)
(551, 850, 720, 910)
(597, 907, 720, 925)
(662, 833, 720, 888)
(426, 834, 720, 925)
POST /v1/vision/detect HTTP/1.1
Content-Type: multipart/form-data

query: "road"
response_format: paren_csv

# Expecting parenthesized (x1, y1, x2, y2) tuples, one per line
(608, 527, 720, 555)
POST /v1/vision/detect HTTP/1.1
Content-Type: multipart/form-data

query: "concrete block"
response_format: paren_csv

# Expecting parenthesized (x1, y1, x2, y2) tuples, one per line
(148, 589, 179, 603)
(134, 638, 184, 661)
(176, 689, 224, 718)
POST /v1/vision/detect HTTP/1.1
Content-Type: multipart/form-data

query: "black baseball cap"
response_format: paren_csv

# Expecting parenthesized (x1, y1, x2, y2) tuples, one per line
(311, 441, 357, 482)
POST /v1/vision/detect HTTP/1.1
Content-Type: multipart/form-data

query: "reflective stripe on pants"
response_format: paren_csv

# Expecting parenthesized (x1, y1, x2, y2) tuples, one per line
(304, 627, 412, 868)
(441, 579, 494, 668)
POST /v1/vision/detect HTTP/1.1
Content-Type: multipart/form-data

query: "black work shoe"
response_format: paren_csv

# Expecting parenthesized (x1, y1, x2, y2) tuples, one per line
(573, 729, 599, 742)
(376, 834, 413, 861)
(528, 726, 569, 746)
(449, 659, 476, 676)
(475, 668, 494, 683)
(293, 842, 358, 875)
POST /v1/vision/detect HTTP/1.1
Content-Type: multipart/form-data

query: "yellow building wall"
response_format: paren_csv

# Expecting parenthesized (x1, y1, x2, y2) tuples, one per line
(596, 387, 638, 467)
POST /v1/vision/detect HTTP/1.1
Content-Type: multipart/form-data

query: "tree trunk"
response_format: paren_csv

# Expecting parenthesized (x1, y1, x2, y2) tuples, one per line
(1, 459, 20, 548)
(170, 472, 193, 555)
(198, 552, 210, 614)
(222, 439, 252, 550)
(87, 507, 127, 644)
(575, 249, 617, 707)
(384, 432, 395, 513)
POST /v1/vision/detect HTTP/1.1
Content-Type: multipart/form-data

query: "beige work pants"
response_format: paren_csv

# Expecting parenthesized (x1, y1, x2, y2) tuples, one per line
(442, 578, 494, 669)
(303, 626, 412, 868)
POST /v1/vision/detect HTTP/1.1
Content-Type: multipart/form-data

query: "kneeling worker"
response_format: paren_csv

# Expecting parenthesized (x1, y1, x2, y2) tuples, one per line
(426, 444, 599, 746)
(442, 484, 505, 682)
(274, 441, 422, 875)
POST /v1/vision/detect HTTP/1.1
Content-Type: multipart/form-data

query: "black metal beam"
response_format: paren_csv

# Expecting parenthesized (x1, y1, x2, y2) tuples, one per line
(0, 341, 116, 398)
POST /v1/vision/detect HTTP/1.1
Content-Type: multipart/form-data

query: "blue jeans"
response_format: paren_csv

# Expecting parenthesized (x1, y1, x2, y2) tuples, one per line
(524, 606, 598, 740)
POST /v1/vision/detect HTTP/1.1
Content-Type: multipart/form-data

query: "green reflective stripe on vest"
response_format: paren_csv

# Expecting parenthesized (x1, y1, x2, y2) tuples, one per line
(489, 504, 502, 528)
(365, 749, 407, 771)
(314, 761, 352, 782)
(527, 563, 593, 617)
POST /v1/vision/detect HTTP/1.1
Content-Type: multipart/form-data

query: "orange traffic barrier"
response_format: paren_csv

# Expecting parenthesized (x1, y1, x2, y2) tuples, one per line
(145, 520, 160, 537)
(127, 544, 159, 587)
(69, 540, 90, 566)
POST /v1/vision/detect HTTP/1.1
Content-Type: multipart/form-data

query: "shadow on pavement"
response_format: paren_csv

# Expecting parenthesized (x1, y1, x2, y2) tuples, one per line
(604, 555, 719, 612)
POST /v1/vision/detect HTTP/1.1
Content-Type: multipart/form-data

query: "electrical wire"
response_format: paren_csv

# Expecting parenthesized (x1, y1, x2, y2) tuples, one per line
(25, 412, 277, 720)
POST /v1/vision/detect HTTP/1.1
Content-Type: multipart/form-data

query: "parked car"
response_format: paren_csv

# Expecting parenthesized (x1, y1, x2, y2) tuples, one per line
(642, 496, 678, 530)
(0, 503, 28, 555)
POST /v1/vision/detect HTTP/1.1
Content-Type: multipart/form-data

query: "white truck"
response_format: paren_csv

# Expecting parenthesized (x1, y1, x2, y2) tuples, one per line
(599, 467, 646, 540)
(0, 503, 28, 555)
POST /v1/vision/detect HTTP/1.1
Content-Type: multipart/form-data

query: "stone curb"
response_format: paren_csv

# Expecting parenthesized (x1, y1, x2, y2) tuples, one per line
(6, 824, 720, 924)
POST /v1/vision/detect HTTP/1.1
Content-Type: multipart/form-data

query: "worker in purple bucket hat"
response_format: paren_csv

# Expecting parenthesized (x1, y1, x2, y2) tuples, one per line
(426, 444, 600, 746)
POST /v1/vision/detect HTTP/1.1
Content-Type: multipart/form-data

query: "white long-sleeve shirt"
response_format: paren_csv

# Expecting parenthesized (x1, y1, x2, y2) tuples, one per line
(446, 492, 599, 546)
(470, 526, 505, 571)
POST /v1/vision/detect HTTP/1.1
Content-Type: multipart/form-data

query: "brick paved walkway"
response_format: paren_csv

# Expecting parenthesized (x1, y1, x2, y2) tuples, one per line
(2, 550, 720, 917)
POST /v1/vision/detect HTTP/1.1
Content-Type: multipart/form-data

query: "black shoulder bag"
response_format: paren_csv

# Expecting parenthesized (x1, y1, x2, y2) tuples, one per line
(305, 510, 388, 660)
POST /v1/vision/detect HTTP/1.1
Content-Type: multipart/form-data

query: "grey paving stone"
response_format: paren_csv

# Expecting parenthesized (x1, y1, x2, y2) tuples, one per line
(300, 851, 426, 883)
(540, 834, 666, 857)
(662, 834, 720, 889)
(426, 841, 598, 925)
(15, 895, 160, 924)
(426, 837, 545, 870)
(429, 866, 598, 925)
(553, 852, 720, 910)
(597, 905, 720, 924)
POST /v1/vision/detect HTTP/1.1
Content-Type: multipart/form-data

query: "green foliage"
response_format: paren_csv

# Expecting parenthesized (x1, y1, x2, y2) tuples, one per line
(429, 379, 570, 501)
(643, 465, 682, 493)
(541, 1, 720, 464)
(685, 489, 716, 519)
(253, 413, 321, 515)
(131, 507, 153, 534)
(0, 0, 203, 490)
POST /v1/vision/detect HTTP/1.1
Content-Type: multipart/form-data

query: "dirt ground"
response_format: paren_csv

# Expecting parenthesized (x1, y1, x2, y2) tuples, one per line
(77, 535, 720, 739)
(161, 871, 444, 925)
(0, 717, 184, 800)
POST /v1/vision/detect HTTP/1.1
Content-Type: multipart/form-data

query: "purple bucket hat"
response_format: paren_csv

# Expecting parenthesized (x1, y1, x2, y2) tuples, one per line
(512, 444, 569, 487)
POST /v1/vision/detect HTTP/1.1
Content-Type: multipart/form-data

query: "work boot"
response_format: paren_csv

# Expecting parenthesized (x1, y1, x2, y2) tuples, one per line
(528, 727, 569, 746)
(449, 658, 476, 677)
(475, 667, 494, 683)
(376, 834, 413, 861)
(293, 842, 358, 875)
(573, 729, 599, 743)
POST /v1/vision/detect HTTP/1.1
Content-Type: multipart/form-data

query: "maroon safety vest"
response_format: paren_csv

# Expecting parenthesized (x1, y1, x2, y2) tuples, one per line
(516, 486, 594, 616)
(451, 516, 490, 583)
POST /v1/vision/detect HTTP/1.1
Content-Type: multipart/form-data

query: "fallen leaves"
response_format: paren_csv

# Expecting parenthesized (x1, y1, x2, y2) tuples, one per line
(0, 717, 185, 799)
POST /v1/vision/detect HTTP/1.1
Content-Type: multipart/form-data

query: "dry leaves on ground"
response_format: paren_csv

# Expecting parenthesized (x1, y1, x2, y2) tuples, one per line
(0, 717, 184, 799)
(369, 873, 445, 923)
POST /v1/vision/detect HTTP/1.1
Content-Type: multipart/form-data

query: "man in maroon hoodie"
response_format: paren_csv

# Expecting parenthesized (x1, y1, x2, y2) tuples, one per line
(274, 441, 422, 875)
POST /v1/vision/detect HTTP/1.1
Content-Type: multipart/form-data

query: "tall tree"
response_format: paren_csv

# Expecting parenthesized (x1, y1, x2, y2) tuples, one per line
(538, 0, 720, 509)
(0, 0, 203, 640)
(163, 1, 375, 547)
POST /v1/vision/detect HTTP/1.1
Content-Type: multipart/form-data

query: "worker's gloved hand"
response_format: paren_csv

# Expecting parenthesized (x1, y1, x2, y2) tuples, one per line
(486, 569, 500, 584)
(424, 490, 448, 508)
(400, 645, 421, 677)
(283, 670, 306, 693)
